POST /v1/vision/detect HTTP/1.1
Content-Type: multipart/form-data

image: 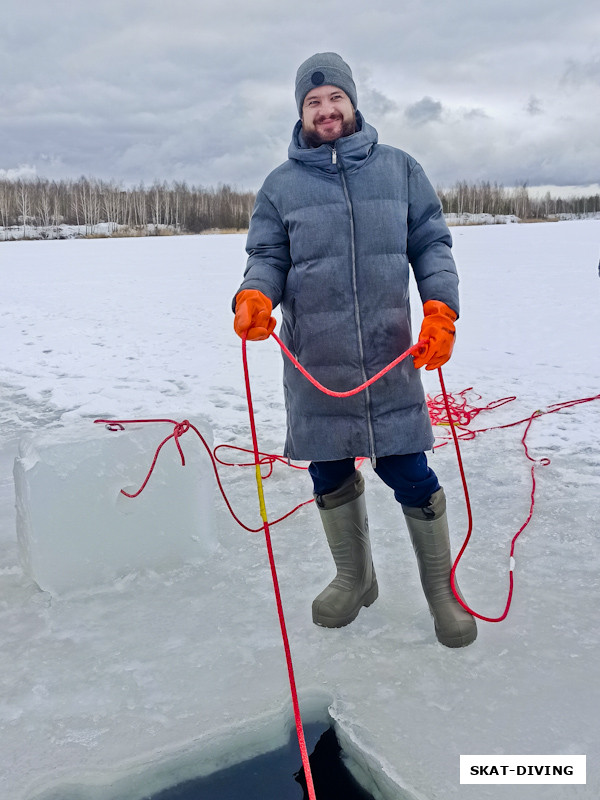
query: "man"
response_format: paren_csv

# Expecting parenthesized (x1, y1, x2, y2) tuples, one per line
(233, 53, 476, 648)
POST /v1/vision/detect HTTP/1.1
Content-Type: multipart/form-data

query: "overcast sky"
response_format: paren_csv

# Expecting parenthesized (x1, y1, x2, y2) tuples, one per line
(2, 0, 599, 193)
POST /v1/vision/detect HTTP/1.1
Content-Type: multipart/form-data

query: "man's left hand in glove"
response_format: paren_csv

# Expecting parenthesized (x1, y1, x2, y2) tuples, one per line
(413, 300, 457, 371)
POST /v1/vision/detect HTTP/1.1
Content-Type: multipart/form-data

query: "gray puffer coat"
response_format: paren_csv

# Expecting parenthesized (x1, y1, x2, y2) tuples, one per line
(237, 113, 459, 462)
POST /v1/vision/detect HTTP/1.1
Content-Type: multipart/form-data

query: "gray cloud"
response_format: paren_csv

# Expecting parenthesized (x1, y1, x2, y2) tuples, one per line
(461, 108, 490, 121)
(526, 96, 544, 115)
(404, 97, 444, 126)
(359, 86, 398, 118)
(562, 56, 600, 86)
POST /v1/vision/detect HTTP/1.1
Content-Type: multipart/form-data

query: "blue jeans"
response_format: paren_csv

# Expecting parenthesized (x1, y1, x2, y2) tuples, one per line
(308, 453, 440, 508)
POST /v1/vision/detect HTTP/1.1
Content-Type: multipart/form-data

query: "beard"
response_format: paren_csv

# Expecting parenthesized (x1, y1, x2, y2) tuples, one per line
(302, 111, 357, 148)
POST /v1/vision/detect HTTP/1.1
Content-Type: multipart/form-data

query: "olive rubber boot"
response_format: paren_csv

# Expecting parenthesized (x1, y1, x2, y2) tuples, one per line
(312, 470, 379, 628)
(403, 487, 477, 648)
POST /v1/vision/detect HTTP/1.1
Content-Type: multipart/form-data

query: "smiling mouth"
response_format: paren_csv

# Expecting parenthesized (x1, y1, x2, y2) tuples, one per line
(317, 117, 341, 127)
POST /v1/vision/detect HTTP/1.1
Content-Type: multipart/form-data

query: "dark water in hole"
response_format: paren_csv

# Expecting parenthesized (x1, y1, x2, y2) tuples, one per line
(144, 724, 376, 800)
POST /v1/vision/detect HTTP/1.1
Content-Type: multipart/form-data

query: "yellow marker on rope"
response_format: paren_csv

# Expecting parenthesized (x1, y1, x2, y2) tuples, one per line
(255, 464, 268, 522)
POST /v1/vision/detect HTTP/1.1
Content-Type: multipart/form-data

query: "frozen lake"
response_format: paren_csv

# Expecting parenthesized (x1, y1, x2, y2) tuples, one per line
(0, 221, 598, 798)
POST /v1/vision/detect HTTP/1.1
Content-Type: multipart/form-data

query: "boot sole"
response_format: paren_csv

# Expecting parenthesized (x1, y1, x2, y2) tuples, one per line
(433, 619, 478, 648)
(312, 580, 379, 628)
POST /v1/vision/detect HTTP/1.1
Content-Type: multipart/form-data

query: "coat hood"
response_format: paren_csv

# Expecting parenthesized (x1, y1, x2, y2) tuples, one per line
(287, 111, 378, 174)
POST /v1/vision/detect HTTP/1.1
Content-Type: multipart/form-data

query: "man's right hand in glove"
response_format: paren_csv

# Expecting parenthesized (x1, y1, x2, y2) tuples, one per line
(233, 289, 276, 341)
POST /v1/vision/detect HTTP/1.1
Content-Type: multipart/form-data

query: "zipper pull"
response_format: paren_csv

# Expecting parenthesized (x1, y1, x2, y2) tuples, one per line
(332, 147, 337, 165)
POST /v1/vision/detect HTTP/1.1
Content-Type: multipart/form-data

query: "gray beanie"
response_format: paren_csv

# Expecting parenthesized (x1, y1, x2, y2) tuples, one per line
(295, 52, 357, 116)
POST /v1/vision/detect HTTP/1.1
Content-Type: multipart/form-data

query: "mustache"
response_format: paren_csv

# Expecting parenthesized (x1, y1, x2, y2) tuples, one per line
(314, 111, 343, 123)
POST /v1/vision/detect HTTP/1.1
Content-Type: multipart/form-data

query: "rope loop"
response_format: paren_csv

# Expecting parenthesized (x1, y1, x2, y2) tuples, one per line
(172, 419, 191, 466)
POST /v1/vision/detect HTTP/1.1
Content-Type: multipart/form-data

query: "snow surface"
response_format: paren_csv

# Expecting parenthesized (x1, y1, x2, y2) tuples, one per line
(0, 222, 598, 799)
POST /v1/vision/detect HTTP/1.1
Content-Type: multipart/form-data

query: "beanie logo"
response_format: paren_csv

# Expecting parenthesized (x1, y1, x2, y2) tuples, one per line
(311, 71, 325, 86)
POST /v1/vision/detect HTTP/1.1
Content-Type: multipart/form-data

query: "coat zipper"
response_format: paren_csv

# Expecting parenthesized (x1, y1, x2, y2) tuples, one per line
(334, 146, 377, 465)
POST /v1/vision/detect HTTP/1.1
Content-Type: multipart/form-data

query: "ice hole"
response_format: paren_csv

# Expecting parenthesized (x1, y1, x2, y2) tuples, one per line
(144, 723, 376, 800)
(28, 706, 416, 800)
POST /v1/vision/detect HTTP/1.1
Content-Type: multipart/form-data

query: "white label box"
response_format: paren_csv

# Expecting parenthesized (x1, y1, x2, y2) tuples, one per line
(460, 755, 586, 785)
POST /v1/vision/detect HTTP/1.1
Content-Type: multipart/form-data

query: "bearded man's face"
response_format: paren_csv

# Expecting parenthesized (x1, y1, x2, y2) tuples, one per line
(301, 85, 356, 146)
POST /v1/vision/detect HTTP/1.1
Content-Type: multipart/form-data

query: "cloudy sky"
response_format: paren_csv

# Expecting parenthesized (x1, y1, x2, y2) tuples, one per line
(2, 0, 599, 193)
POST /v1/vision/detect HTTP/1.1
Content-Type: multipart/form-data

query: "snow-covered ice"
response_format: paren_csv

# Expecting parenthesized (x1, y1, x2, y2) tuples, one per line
(0, 222, 598, 799)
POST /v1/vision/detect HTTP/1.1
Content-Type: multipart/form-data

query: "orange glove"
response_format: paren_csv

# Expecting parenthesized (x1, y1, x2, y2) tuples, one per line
(234, 289, 276, 341)
(413, 300, 457, 370)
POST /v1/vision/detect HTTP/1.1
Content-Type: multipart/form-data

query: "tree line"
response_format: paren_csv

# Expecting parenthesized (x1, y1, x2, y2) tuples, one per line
(437, 181, 600, 219)
(0, 176, 598, 240)
(0, 177, 255, 239)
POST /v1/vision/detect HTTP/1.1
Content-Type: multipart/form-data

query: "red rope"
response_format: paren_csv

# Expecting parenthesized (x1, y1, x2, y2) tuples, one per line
(443, 388, 599, 620)
(439, 375, 548, 621)
(426, 387, 517, 436)
(93, 417, 313, 532)
(272, 331, 422, 397)
(241, 335, 317, 800)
